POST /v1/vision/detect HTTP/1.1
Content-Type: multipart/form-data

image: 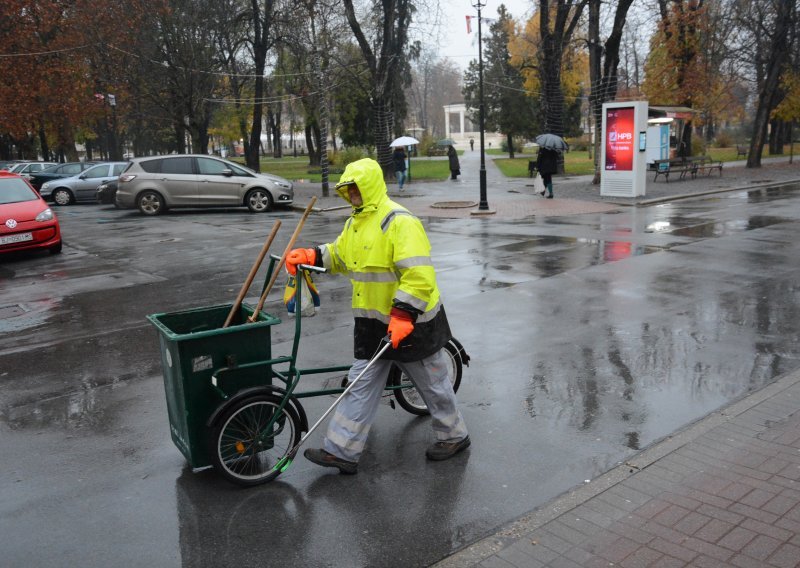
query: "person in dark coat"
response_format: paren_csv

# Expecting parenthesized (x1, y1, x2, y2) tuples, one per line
(447, 145, 460, 180)
(392, 147, 407, 190)
(536, 147, 558, 198)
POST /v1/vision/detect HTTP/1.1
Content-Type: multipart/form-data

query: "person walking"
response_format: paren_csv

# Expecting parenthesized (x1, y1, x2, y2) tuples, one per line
(392, 146, 407, 190)
(469, 138, 474, 151)
(536, 147, 558, 198)
(286, 158, 470, 475)
(447, 145, 460, 180)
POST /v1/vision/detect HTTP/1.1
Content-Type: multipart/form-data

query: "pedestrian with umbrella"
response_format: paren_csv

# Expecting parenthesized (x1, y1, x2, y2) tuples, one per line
(392, 146, 407, 190)
(534, 134, 568, 199)
(389, 136, 419, 187)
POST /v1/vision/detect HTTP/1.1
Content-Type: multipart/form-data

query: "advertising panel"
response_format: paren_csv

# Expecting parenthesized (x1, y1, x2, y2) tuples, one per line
(605, 107, 635, 171)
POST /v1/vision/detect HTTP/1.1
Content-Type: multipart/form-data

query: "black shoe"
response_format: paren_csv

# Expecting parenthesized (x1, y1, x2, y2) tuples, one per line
(539, 190, 546, 196)
(304, 448, 358, 474)
(546, 194, 553, 199)
(426, 436, 471, 461)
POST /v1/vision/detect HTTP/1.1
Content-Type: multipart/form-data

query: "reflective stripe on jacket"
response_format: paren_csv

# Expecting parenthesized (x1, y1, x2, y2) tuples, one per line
(321, 158, 451, 361)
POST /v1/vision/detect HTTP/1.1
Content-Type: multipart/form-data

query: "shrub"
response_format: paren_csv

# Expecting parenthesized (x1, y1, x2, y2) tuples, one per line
(691, 138, 706, 156)
(713, 131, 734, 148)
(332, 146, 369, 168)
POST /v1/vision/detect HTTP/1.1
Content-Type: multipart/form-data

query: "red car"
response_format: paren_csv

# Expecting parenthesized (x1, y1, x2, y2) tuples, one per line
(0, 171, 62, 255)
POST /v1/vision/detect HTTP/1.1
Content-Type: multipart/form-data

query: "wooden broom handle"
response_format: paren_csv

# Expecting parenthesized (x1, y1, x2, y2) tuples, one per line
(249, 196, 317, 322)
(223, 220, 281, 328)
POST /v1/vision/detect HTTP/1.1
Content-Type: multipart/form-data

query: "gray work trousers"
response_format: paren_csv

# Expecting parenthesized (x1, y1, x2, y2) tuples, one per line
(323, 348, 468, 462)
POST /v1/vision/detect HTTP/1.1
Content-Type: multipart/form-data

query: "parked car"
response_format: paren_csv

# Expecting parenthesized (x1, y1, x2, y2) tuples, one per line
(6, 161, 57, 178)
(115, 155, 293, 215)
(0, 171, 62, 255)
(29, 161, 100, 190)
(40, 162, 128, 205)
(96, 179, 118, 206)
(0, 161, 22, 171)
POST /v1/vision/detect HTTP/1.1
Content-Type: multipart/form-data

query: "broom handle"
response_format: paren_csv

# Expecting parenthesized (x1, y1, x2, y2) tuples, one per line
(223, 220, 281, 328)
(249, 196, 317, 322)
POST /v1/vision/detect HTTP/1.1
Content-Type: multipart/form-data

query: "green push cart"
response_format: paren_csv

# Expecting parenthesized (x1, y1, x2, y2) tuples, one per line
(148, 255, 469, 486)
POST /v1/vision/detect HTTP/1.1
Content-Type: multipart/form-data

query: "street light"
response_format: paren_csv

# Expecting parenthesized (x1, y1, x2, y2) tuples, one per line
(473, 0, 490, 211)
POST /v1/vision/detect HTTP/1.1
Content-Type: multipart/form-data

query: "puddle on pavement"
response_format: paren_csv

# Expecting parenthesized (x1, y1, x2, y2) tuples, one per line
(669, 215, 789, 237)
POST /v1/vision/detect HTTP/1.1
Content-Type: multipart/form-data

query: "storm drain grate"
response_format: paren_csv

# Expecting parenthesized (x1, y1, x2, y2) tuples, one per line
(0, 304, 27, 319)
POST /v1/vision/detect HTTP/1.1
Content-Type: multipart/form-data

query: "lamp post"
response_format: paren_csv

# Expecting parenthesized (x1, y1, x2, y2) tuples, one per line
(473, 0, 490, 211)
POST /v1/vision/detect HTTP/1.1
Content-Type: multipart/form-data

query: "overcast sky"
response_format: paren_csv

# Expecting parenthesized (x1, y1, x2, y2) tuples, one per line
(437, 0, 534, 69)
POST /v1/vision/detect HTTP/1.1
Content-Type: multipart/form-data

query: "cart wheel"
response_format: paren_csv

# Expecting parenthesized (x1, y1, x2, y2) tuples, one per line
(209, 393, 302, 487)
(390, 342, 462, 416)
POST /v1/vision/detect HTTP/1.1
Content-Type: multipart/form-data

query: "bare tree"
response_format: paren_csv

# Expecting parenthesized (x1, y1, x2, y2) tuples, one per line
(538, 0, 589, 142)
(734, 0, 797, 167)
(588, 0, 635, 183)
(342, 0, 414, 176)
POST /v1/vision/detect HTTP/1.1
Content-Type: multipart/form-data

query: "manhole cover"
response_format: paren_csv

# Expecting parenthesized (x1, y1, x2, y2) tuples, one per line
(430, 201, 478, 209)
(0, 304, 27, 319)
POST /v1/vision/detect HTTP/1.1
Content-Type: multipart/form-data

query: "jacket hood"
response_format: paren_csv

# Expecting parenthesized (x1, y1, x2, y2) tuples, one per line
(335, 158, 387, 210)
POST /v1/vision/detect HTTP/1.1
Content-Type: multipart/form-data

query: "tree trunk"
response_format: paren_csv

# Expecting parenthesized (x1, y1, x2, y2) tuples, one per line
(37, 122, 50, 161)
(747, 0, 793, 168)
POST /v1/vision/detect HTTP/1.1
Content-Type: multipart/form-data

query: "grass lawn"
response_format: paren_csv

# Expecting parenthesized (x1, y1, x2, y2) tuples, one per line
(233, 155, 454, 182)
(493, 145, 796, 178)
(235, 145, 795, 183)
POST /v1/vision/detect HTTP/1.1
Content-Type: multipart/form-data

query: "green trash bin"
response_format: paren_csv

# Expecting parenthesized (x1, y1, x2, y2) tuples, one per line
(147, 303, 280, 469)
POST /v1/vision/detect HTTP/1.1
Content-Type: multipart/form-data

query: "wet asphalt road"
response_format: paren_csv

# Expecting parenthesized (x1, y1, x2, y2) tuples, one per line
(2, 185, 800, 567)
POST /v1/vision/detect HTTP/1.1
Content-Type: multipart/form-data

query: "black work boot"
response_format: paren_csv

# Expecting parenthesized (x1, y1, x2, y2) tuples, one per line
(304, 448, 358, 474)
(425, 436, 471, 461)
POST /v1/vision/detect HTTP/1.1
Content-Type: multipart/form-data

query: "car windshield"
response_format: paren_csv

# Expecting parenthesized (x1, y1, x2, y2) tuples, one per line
(0, 178, 38, 204)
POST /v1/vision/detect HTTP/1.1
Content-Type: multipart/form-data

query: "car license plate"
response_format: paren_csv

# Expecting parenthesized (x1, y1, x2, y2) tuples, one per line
(0, 232, 33, 245)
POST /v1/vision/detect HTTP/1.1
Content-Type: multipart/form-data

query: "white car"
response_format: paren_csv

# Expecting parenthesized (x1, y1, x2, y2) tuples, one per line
(6, 162, 57, 179)
(40, 162, 128, 205)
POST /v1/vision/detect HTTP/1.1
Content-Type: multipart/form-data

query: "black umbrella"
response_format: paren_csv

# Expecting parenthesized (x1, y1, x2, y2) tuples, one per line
(535, 133, 569, 151)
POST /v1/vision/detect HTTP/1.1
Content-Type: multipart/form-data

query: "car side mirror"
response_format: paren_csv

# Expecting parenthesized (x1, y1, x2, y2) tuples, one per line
(221, 169, 234, 177)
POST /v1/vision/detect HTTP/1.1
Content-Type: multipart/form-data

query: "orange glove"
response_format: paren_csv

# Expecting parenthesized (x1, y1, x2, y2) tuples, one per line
(387, 307, 414, 348)
(286, 248, 316, 275)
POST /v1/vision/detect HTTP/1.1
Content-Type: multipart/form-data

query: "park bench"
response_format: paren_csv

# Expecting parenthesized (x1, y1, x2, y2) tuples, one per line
(653, 156, 723, 182)
(692, 155, 723, 178)
(652, 158, 694, 182)
(736, 144, 748, 158)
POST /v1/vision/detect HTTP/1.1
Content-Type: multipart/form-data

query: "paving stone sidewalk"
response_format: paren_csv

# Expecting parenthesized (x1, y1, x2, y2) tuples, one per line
(435, 369, 800, 568)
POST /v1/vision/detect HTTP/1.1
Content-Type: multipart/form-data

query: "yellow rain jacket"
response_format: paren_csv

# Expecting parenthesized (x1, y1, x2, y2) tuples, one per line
(319, 158, 451, 361)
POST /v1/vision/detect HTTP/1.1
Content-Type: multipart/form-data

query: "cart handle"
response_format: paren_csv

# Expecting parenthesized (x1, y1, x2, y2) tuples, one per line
(267, 253, 327, 274)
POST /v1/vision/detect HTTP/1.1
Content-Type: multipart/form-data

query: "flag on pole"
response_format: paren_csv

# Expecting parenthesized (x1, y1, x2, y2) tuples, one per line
(466, 15, 472, 34)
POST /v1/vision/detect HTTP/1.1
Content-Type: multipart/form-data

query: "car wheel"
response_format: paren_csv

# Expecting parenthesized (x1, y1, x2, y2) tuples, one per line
(49, 241, 63, 254)
(53, 189, 74, 206)
(138, 191, 165, 216)
(246, 188, 273, 213)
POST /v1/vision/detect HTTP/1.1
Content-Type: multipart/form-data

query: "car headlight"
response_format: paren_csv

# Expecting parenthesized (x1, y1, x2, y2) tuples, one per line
(273, 180, 291, 190)
(35, 208, 54, 222)
(41, 182, 51, 189)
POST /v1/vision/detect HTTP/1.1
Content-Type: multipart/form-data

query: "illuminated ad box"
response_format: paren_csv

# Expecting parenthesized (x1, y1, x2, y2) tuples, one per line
(600, 101, 648, 197)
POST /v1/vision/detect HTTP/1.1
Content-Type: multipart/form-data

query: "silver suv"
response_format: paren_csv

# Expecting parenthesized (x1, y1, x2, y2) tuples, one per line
(40, 162, 128, 205)
(114, 155, 293, 215)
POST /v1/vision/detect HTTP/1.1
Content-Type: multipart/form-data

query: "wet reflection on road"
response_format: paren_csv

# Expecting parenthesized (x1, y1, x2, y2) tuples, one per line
(2, 184, 799, 567)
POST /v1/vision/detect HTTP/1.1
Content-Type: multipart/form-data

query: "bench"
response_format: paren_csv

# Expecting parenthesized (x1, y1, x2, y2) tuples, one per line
(736, 144, 748, 158)
(652, 156, 723, 182)
(692, 155, 723, 177)
(652, 158, 693, 182)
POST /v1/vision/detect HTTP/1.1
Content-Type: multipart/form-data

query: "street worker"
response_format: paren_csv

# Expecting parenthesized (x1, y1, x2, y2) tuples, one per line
(286, 158, 470, 475)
